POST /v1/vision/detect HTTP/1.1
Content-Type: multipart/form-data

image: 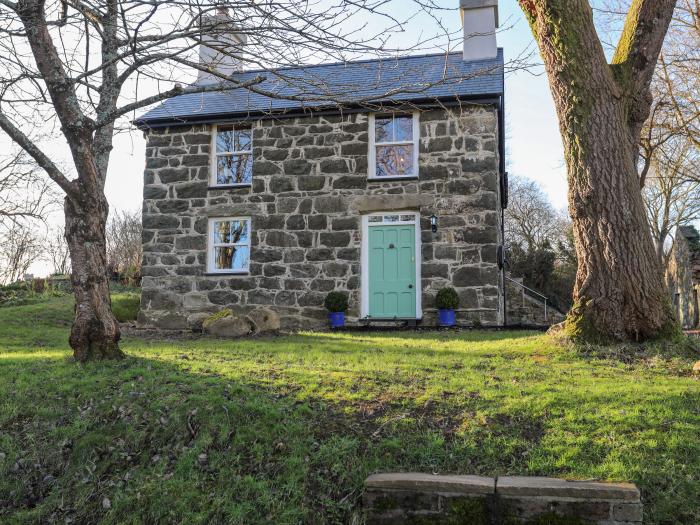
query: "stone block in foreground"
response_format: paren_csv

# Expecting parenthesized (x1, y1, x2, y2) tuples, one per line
(363, 473, 495, 524)
(363, 473, 642, 525)
(497, 476, 641, 524)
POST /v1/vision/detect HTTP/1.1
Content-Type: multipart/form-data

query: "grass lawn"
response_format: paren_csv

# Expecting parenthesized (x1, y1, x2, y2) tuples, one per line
(0, 294, 698, 524)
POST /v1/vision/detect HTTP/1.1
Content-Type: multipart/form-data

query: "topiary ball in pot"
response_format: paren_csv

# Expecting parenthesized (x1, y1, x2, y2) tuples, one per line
(435, 287, 459, 327)
(324, 291, 349, 328)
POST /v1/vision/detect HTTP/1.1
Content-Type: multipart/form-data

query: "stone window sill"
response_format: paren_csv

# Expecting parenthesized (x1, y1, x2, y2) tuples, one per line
(203, 272, 250, 276)
(208, 184, 252, 190)
(367, 175, 419, 182)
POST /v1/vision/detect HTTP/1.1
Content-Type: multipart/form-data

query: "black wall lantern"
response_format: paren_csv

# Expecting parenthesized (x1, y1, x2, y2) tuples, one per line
(429, 214, 438, 233)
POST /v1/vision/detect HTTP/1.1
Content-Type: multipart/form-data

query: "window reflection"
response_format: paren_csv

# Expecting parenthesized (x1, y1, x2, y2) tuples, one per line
(376, 145, 414, 177)
(373, 114, 415, 177)
(216, 154, 253, 185)
(214, 126, 252, 186)
(210, 218, 251, 272)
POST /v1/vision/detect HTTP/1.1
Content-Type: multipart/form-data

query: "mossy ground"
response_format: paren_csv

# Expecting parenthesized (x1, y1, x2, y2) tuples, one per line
(0, 294, 698, 524)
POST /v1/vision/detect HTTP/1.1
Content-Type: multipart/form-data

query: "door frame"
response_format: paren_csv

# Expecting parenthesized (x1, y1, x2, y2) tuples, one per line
(360, 211, 422, 319)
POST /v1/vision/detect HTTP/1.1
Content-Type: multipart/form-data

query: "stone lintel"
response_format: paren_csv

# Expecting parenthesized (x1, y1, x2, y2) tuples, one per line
(364, 473, 495, 495)
(204, 203, 264, 217)
(350, 194, 434, 213)
(497, 476, 640, 502)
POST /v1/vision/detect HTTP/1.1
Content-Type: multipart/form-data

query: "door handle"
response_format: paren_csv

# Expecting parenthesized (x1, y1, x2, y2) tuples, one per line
(388, 243, 395, 249)
(408, 284, 413, 289)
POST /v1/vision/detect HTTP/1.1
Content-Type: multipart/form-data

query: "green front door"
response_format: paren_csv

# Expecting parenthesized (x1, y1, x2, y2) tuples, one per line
(368, 224, 417, 318)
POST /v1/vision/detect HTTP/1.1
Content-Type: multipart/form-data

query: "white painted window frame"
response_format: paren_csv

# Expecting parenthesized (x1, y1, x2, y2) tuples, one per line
(210, 123, 253, 187)
(367, 112, 420, 180)
(207, 216, 252, 274)
(360, 211, 422, 319)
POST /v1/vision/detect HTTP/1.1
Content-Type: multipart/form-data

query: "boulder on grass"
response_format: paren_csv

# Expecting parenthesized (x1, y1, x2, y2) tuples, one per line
(203, 309, 251, 337)
(693, 360, 700, 375)
(246, 308, 281, 334)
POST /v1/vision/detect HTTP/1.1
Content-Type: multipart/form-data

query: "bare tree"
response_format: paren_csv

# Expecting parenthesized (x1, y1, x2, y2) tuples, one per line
(0, 1, 520, 361)
(45, 225, 71, 275)
(504, 175, 566, 251)
(643, 138, 700, 266)
(518, 0, 679, 342)
(106, 209, 141, 284)
(0, 222, 42, 285)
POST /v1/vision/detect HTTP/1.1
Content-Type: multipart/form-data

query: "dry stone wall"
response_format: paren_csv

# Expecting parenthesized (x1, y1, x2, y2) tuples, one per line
(140, 106, 502, 330)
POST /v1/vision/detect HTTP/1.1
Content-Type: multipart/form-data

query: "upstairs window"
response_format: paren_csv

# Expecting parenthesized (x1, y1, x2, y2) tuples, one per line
(368, 113, 419, 179)
(211, 124, 252, 187)
(207, 217, 251, 273)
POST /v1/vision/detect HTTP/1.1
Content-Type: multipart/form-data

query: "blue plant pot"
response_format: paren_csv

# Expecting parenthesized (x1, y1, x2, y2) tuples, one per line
(328, 311, 345, 328)
(438, 308, 456, 327)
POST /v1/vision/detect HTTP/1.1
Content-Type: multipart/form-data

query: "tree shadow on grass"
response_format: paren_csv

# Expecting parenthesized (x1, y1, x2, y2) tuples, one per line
(0, 332, 698, 524)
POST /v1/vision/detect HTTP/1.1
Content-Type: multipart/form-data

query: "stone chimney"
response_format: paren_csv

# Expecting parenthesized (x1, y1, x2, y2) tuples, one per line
(197, 8, 247, 85)
(460, 0, 499, 61)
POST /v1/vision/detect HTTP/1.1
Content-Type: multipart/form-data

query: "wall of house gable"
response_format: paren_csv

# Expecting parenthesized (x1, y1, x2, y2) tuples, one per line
(139, 106, 503, 330)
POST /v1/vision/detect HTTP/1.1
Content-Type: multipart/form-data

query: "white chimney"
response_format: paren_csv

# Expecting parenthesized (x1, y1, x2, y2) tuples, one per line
(460, 0, 499, 61)
(197, 8, 247, 85)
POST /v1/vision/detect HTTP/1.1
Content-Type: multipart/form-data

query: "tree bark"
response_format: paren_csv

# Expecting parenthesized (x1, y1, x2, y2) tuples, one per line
(519, 0, 679, 342)
(64, 192, 123, 362)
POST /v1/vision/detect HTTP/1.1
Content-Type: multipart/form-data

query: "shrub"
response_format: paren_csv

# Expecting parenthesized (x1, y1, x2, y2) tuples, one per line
(436, 287, 459, 310)
(324, 291, 349, 313)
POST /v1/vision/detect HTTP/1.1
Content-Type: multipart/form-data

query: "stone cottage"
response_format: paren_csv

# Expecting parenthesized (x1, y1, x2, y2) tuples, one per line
(135, 0, 507, 331)
(667, 225, 700, 329)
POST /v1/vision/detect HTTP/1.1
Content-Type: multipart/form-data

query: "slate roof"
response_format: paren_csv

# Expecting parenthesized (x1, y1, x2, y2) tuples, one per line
(135, 49, 504, 127)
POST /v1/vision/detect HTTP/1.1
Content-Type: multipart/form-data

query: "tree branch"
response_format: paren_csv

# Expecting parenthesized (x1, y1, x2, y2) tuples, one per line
(93, 74, 266, 129)
(0, 111, 76, 197)
(611, 0, 676, 98)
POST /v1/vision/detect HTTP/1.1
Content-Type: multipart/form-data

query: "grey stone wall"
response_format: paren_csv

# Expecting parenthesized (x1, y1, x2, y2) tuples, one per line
(139, 106, 503, 331)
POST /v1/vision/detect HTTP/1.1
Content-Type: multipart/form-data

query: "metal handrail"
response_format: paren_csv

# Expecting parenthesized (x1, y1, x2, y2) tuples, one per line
(505, 275, 548, 321)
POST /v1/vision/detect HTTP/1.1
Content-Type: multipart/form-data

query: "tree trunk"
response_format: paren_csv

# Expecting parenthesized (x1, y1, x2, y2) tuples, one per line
(64, 193, 123, 362)
(519, 0, 679, 342)
(564, 94, 676, 341)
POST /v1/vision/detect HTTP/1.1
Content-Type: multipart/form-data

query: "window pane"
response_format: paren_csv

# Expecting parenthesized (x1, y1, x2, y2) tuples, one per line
(217, 154, 253, 185)
(214, 246, 234, 270)
(375, 115, 413, 143)
(213, 221, 231, 244)
(368, 216, 382, 223)
(217, 127, 251, 153)
(384, 215, 400, 223)
(393, 117, 413, 142)
(216, 125, 234, 153)
(230, 219, 250, 244)
(375, 145, 414, 177)
(374, 117, 393, 143)
(400, 214, 415, 222)
(215, 245, 250, 271)
(235, 129, 252, 151)
(231, 245, 250, 271)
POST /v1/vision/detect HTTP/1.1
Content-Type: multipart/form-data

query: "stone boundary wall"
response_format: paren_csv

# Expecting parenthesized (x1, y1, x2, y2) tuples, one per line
(363, 473, 642, 525)
(505, 277, 566, 328)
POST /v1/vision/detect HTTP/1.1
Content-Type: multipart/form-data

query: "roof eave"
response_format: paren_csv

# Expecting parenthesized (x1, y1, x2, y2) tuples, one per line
(133, 92, 504, 130)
